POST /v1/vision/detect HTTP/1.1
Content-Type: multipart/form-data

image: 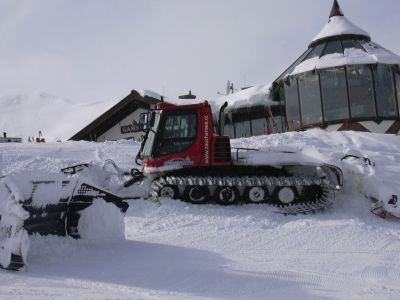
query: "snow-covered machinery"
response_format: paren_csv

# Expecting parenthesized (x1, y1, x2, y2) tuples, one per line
(0, 170, 128, 271)
(0, 101, 344, 271)
(128, 101, 343, 214)
(341, 154, 400, 220)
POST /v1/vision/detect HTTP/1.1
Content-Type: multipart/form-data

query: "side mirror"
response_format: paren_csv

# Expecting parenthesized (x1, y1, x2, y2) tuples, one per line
(139, 113, 149, 131)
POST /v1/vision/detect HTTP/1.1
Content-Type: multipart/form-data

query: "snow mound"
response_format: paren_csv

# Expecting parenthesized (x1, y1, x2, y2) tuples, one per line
(77, 198, 125, 241)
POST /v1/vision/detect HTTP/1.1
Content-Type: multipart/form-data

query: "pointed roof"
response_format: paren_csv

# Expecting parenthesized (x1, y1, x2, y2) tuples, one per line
(310, 0, 370, 46)
(273, 0, 400, 81)
(329, 0, 344, 18)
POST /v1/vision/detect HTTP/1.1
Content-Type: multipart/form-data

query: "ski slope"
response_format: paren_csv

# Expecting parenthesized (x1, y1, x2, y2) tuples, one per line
(0, 130, 400, 299)
(0, 92, 115, 142)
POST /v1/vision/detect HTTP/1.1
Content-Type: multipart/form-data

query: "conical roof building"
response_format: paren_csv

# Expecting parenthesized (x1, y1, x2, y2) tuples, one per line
(272, 0, 400, 133)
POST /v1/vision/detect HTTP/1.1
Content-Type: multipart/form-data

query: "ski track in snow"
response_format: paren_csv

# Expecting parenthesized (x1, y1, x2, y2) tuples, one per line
(0, 130, 400, 299)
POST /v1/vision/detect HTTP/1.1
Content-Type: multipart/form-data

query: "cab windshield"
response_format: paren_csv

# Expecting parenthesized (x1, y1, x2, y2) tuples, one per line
(139, 110, 198, 158)
(154, 111, 197, 157)
(140, 111, 161, 157)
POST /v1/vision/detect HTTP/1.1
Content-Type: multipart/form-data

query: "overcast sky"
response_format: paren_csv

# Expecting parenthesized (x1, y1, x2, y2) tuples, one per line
(0, 0, 399, 104)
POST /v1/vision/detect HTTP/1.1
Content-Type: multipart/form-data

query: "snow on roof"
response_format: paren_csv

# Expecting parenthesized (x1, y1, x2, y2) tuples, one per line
(312, 15, 370, 45)
(166, 84, 277, 114)
(138, 89, 163, 101)
(213, 84, 277, 112)
(291, 41, 400, 76)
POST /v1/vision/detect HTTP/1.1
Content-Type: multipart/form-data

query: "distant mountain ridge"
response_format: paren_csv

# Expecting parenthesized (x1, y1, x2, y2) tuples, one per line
(0, 92, 114, 142)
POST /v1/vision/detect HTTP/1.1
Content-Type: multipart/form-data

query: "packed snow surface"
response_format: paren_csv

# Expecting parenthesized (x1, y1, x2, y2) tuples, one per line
(0, 130, 400, 299)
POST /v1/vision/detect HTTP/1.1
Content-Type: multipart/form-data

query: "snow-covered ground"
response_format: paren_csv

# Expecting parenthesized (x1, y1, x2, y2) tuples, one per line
(0, 130, 400, 299)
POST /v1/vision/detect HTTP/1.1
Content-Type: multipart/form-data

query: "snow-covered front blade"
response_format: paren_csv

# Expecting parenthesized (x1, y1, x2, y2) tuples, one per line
(341, 154, 400, 221)
(0, 171, 129, 271)
(65, 183, 129, 239)
(61, 159, 145, 190)
(0, 179, 30, 271)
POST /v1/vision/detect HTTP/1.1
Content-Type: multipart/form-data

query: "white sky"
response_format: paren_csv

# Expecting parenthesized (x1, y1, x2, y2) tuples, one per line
(0, 0, 399, 104)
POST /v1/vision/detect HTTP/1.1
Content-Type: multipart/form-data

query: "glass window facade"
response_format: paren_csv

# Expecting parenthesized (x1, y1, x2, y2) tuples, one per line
(276, 49, 313, 81)
(322, 40, 343, 56)
(223, 124, 235, 138)
(342, 39, 365, 52)
(276, 63, 400, 133)
(234, 120, 251, 138)
(320, 67, 349, 121)
(222, 105, 286, 138)
(298, 72, 323, 125)
(284, 77, 302, 130)
(223, 114, 235, 138)
(251, 118, 267, 136)
(347, 65, 376, 119)
(271, 35, 400, 135)
(373, 64, 398, 118)
(304, 44, 326, 61)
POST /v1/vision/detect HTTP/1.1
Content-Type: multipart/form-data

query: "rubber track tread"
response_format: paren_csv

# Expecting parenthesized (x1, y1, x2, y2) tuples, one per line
(150, 175, 335, 215)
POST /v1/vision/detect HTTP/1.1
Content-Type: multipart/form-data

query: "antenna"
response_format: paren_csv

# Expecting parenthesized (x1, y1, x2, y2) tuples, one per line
(226, 81, 234, 95)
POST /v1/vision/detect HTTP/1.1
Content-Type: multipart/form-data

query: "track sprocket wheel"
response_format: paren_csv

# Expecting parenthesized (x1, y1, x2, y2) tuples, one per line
(184, 186, 209, 204)
(158, 185, 178, 199)
(244, 186, 268, 203)
(214, 186, 239, 205)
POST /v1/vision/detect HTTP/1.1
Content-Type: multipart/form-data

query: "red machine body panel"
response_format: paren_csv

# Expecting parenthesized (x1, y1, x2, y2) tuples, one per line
(141, 101, 231, 174)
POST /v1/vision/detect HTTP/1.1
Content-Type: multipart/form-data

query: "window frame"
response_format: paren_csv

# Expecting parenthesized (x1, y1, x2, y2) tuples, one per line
(297, 71, 324, 126)
(319, 66, 350, 122)
(283, 76, 302, 130)
(372, 64, 398, 119)
(154, 110, 198, 157)
(346, 64, 377, 120)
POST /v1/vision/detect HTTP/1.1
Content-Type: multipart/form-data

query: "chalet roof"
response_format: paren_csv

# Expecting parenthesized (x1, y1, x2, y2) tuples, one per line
(69, 90, 160, 141)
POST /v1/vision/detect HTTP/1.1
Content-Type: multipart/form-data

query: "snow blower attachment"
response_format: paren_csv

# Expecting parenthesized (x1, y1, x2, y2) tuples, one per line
(341, 154, 400, 220)
(0, 171, 128, 271)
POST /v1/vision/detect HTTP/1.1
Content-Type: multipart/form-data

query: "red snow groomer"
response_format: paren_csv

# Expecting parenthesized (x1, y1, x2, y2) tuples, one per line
(132, 101, 343, 214)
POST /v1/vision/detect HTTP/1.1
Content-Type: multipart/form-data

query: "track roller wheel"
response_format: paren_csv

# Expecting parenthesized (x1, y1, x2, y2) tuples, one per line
(184, 186, 209, 204)
(272, 186, 299, 205)
(302, 184, 324, 202)
(245, 186, 268, 203)
(158, 185, 178, 199)
(214, 186, 239, 205)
